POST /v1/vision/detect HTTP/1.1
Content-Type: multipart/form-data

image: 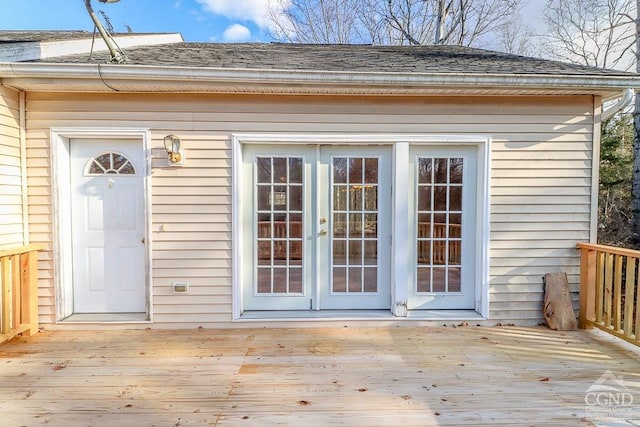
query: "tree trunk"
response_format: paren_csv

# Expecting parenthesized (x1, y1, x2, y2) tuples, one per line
(633, 0, 640, 246)
(435, 0, 445, 44)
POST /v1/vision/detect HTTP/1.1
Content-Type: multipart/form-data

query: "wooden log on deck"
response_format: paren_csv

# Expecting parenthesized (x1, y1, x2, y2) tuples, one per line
(543, 272, 577, 331)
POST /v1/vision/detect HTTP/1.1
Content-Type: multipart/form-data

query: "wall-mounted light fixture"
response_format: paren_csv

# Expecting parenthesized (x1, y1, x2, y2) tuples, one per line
(164, 134, 184, 166)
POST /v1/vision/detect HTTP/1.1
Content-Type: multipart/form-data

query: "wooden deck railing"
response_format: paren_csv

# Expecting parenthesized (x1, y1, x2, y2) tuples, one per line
(577, 243, 640, 346)
(0, 244, 44, 344)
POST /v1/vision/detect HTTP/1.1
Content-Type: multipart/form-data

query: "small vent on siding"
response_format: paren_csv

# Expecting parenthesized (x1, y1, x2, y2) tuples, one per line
(172, 282, 189, 294)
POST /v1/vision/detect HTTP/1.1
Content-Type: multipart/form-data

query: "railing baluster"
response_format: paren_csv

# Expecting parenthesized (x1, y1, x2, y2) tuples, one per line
(613, 254, 623, 332)
(595, 251, 604, 324)
(1, 256, 11, 335)
(603, 253, 614, 328)
(11, 255, 21, 332)
(624, 257, 636, 338)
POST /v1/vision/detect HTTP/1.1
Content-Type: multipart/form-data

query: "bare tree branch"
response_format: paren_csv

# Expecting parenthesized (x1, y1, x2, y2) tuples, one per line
(542, 0, 635, 69)
(265, 0, 523, 47)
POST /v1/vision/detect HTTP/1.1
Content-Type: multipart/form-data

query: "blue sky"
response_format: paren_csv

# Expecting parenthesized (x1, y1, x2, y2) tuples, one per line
(0, 0, 545, 43)
(0, 0, 277, 42)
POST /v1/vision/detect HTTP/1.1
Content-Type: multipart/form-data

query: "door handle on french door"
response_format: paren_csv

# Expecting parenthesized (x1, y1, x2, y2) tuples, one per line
(141, 238, 145, 244)
(319, 229, 328, 236)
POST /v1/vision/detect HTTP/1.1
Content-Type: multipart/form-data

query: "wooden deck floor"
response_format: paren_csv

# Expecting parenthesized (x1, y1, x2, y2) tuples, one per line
(1, 326, 639, 426)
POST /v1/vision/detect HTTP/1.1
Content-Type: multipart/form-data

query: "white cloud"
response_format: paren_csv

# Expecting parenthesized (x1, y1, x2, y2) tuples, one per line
(196, 0, 290, 29)
(223, 24, 251, 42)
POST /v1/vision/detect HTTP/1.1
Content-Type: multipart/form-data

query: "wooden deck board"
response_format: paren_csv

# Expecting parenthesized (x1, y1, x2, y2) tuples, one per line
(1, 326, 639, 426)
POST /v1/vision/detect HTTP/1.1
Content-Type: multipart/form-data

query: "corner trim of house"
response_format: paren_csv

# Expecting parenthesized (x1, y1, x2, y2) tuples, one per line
(590, 96, 602, 243)
(19, 91, 29, 245)
(231, 135, 243, 321)
(479, 136, 492, 319)
(49, 127, 152, 322)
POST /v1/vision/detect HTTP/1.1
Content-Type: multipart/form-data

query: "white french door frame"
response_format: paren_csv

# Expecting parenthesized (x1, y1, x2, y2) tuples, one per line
(232, 134, 491, 321)
(50, 128, 152, 322)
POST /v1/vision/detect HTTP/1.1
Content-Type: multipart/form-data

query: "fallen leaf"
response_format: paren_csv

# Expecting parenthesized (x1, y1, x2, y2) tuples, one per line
(298, 400, 310, 406)
(540, 377, 550, 382)
(400, 395, 411, 400)
(358, 388, 368, 392)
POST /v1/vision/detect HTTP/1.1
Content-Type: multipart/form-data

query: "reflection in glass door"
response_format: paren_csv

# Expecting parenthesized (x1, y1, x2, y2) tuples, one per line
(331, 156, 379, 294)
(416, 157, 463, 293)
(256, 156, 304, 295)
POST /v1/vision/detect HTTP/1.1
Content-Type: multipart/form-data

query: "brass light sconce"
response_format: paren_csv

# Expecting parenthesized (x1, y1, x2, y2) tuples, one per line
(163, 134, 184, 166)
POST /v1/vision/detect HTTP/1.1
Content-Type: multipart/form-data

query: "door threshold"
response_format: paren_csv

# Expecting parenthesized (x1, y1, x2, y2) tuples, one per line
(62, 313, 149, 323)
(238, 309, 482, 322)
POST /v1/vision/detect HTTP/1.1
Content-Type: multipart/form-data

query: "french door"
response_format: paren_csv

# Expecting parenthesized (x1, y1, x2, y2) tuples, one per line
(319, 146, 391, 309)
(407, 146, 478, 309)
(241, 145, 391, 311)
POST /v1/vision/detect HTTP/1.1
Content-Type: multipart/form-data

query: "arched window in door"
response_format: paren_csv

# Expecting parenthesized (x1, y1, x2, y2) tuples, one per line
(85, 152, 136, 176)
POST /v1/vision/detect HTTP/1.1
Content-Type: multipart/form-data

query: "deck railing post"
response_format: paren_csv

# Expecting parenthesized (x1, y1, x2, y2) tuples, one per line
(1, 256, 11, 335)
(579, 246, 596, 329)
(21, 251, 39, 336)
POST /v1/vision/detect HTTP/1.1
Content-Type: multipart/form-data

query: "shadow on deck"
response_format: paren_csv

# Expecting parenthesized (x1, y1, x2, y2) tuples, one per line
(1, 326, 639, 426)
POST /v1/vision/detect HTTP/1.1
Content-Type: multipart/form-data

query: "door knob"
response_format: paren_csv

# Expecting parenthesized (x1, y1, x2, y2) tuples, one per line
(319, 229, 328, 236)
(141, 238, 145, 244)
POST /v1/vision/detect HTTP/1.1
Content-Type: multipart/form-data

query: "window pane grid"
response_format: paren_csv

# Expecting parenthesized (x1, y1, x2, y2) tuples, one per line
(332, 156, 378, 294)
(416, 157, 463, 294)
(256, 156, 304, 295)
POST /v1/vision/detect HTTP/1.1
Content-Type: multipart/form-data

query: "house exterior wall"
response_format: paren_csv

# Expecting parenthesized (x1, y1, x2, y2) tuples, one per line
(25, 92, 594, 326)
(0, 85, 25, 249)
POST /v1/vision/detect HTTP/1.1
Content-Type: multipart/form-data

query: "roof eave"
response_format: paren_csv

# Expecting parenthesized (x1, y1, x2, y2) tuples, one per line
(0, 62, 637, 97)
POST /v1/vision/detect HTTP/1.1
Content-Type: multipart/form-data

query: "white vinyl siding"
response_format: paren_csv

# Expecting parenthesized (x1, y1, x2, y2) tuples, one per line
(24, 92, 594, 326)
(0, 86, 24, 249)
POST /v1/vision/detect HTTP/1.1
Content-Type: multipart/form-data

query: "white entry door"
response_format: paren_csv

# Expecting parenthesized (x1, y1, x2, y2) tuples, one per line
(70, 139, 146, 313)
(242, 145, 391, 311)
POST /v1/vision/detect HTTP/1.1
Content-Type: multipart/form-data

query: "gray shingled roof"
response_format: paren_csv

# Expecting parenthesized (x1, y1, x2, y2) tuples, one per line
(29, 42, 633, 77)
(0, 30, 96, 43)
(0, 30, 171, 43)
